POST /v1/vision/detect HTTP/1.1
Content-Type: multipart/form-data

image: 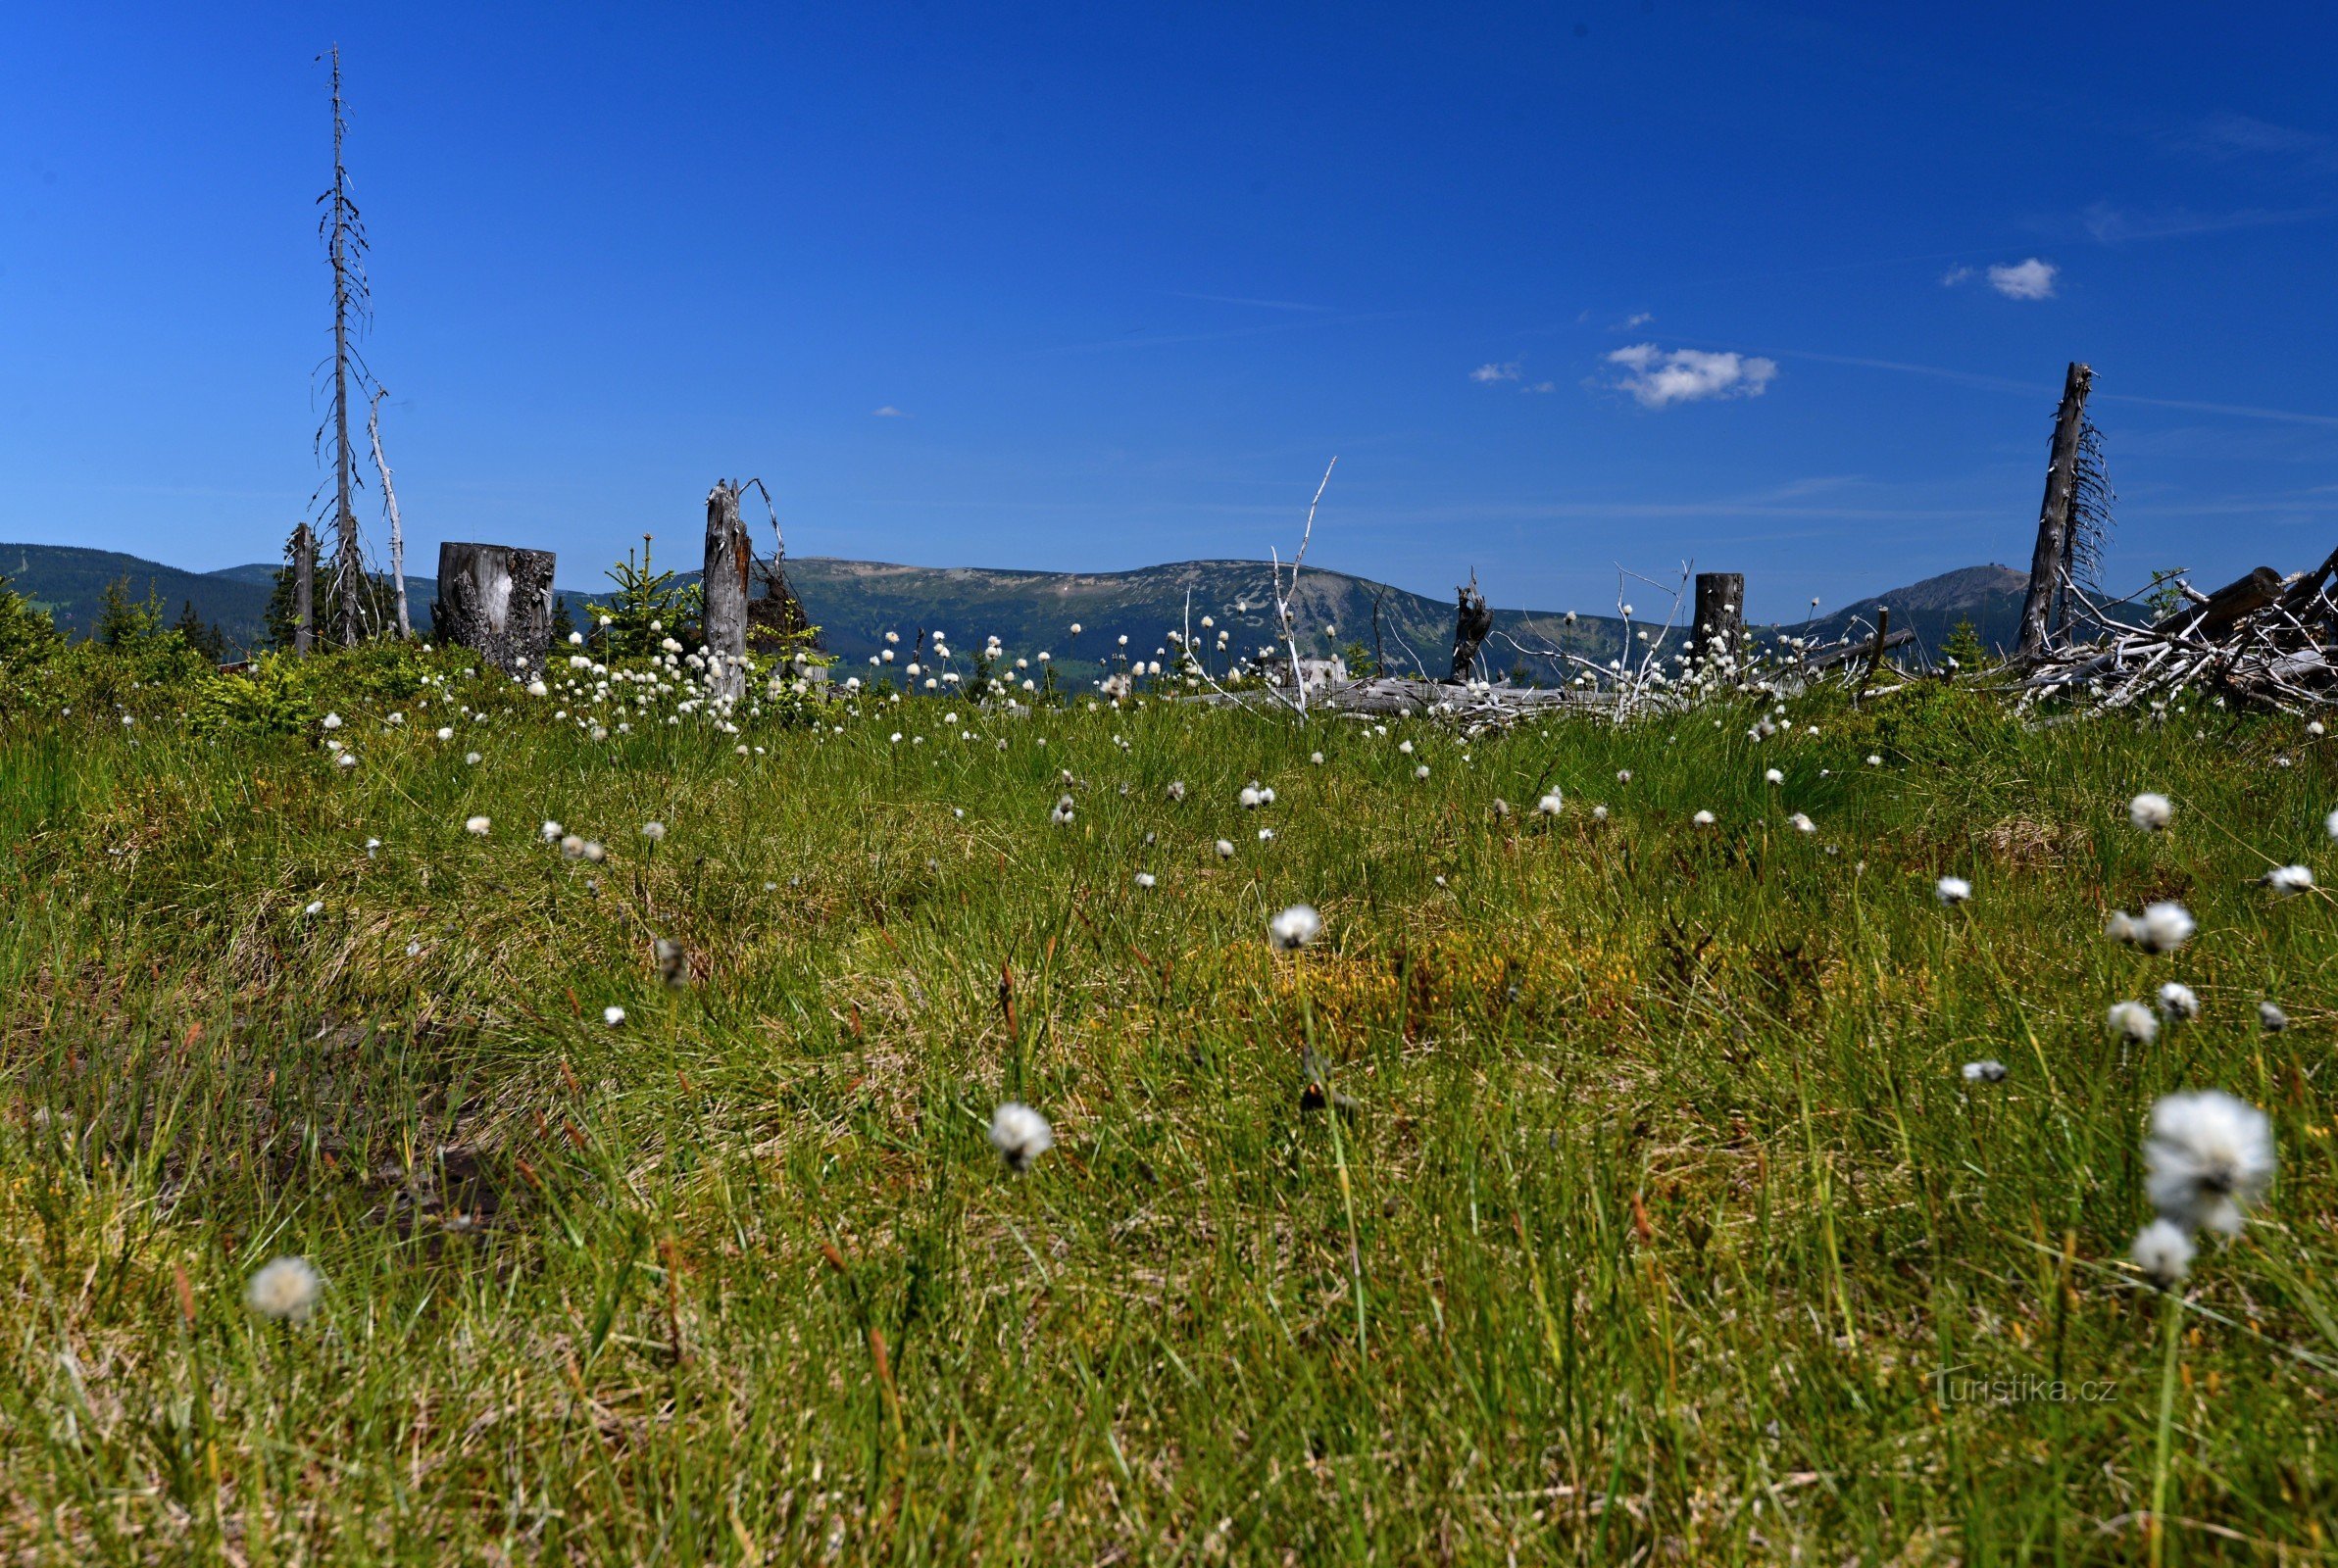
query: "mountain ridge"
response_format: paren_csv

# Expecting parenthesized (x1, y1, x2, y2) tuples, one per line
(0, 542, 2031, 673)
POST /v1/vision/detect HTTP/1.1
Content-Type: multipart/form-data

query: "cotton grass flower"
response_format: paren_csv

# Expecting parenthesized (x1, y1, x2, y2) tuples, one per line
(1268, 904, 1323, 951)
(2144, 1090, 2275, 1237)
(2264, 863, 2314, 895)
(1167, 781, 1186, 803)
(1215, 839, 1234, 859)
(2157, 981, 2201, 1021)
(989, 1102, 1053, 1173)
(640, 821, 667, 844)
(245, 1256, 323, 1323)
(464, 815, 491, 837)
(1239, 785, 1262, 808)
(603, 1005, 625, 1026)
(1536, 792, 1563, 817)
(1691, 809, 1716, 827)
(1961, 1059, 2009, 1083)
(2134, 902, 2196, 955)
(1133, 872, 1156, 889)
(2129, 1219, 2195, 1289)
(1789, 811, 1816, 834)
(2128, 792, 2173, 831)
(2107, 1001, 2159, 1045)
(1765, 768, 1784, 785)
(1050, 795, 1075, 826)
(2259, 1001, 2290, 1033)
(540, 820, 563, 842)
(1934, 876, 1970, 906)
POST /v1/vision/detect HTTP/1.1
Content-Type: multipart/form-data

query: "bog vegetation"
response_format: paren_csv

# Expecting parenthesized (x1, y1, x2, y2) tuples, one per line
(2, 573, 2332, 1563)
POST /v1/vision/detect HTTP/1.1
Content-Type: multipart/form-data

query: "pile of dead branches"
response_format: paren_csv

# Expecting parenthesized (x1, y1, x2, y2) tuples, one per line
(2014, 548, 2338, 712)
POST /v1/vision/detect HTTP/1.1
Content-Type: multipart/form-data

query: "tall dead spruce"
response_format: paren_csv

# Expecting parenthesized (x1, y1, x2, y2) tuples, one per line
(313, 45, 377, 648)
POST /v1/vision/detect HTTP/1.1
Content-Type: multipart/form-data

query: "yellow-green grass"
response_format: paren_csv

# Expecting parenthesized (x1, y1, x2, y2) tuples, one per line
(3, 671, 2335, 1562)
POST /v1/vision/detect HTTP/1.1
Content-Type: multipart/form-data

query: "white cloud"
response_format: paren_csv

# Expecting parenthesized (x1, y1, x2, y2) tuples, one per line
(1940, 265, 1975, 286)
(871, 405, 909, 417)
(1985, 259, 2057, 300)
(1523, 380, 1556, 394)
(1617, 312, 1654, 329)
(1606, 343, 1778, 410)
(1469, 362, 1521, 383)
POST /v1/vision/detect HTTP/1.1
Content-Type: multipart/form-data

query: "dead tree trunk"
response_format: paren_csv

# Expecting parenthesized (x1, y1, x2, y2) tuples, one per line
(434, 542, 556, 677)
(701, 481, 753, 703)
(369, 387, 412, 639)
(2152, 566, 2282, 640)
(2016, 362, 2095, 661)
(1450, 574, 1493, 682)
(1690, 572, 1744, 668)
(291, 523, 316, 655)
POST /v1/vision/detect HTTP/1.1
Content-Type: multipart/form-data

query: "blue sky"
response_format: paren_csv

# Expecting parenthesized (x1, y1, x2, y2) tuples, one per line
(2, 3, 2333, 619)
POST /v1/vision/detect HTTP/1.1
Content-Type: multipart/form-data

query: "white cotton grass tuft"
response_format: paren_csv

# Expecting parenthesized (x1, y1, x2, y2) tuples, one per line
(2107, 1001, 2159, 1045)
(1789, 811, 1816, 834)
(640, 821, 667, 843)
(2130, 1219, 2195, 1289)
(2104, 910, 2138, 944)
(1215, 839, 1235, 859)
(1765, 768, 1784, 785)
(603, 1005, 625, 1026)
(464, 815, 491, 837)
(2326, 807, 2338, 840)
(1167, 781, 1186, 802)
(2134, 902, 2196, 954)
(1268, 904, 1323, 952)
(2157, 981, 2200, 1021)
(1692, 809, 1716, 827)
(2263, 863, 2314, 895)
(1050, 795, 1075, 826)
(1536, 792, 1563, 816)
(245, 1255, 323, 1323)
(1133, 872, 1156, 889)
(1934, 876, 1971, 906)
(989, 1102, 1054, 1173)
(2128, 792, 2173, 831)
(1591, 805, 1610, 821)
(2259, 1000, 2290, 1033)
(540, 820, 563, 842)
(2143, 1090, 2276, 1237)
(1239, 785, 1262, 808)
(1961, 1059, 2008, 1083)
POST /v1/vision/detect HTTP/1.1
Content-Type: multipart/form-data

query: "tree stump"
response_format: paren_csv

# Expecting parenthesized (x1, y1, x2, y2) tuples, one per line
(701, 482, 753, 703)
(1690, 571, 1744, 668)
(1449, 576, 1493, 682)
(433, 542, 556, 677)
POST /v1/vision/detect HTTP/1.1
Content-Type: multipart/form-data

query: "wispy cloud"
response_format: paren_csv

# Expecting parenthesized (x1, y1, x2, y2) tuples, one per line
(2082, 201, 2330, 244)
(871, 405, 908, 417)
(1470, 362, 1521, 383)
(1613, 312, 1653, 330)
(1985, 259, 2057, 299)
(2163, 112, 2338, 169)
(1607, 344, 1777, 410)
(1165, 290, 1336, 313)
(1940, 265, 1974, 286)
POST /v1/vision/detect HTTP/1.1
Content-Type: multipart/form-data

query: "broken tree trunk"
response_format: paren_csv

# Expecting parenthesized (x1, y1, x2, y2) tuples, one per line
(1450, 575, 1493, 682)
(2016, 362, 2095, 661)
(701, 481, 753, 703)
(1690, 572, 1744, 667)
(2151, 566, 2282, 641)
(291, 522, 316, 656)
(434, 542, 557, 678)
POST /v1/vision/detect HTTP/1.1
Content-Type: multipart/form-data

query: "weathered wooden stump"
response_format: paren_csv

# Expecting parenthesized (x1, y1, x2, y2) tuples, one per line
(702, 482, 752, 703)
(433, 542, 556, 677)
(1690, 571, 1744, 667)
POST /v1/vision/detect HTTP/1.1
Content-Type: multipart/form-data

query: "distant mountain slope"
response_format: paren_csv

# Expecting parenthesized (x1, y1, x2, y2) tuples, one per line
(1, 544, 275, 649)
(4, 543, 2034, 677)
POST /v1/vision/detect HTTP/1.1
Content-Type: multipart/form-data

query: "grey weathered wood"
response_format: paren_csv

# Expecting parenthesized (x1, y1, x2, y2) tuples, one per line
(2151, 566, 2281, 640)
(1802, 626, 1914, 671)
(2016, 362, 2094, 661)
(1855, 605, 1891, 705)
(433, 542, 556, 677)
(1690, 572, 1744, 665)
(1449, 576, 1493, 682)
(701, 481, 752, 702)
(291, 522, 315, 656)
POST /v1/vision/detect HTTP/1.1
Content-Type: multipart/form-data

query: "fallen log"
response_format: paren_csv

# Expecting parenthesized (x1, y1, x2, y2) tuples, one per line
(2150, 566, 2281, 640)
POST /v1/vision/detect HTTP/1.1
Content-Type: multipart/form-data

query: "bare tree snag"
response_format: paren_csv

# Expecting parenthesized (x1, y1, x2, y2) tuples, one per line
(701, 481, 753, 702)
(1690, 572, 1744, 666)
(434, 542, 556, 677)
(369, 387, 411, 639)
(321, 46, 366, 648)
(1855, 605, 1891, 705)
(2016, 362, 2095, 661)
(291, 522, 316, 655)
(1450, 574, 1493, 682)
